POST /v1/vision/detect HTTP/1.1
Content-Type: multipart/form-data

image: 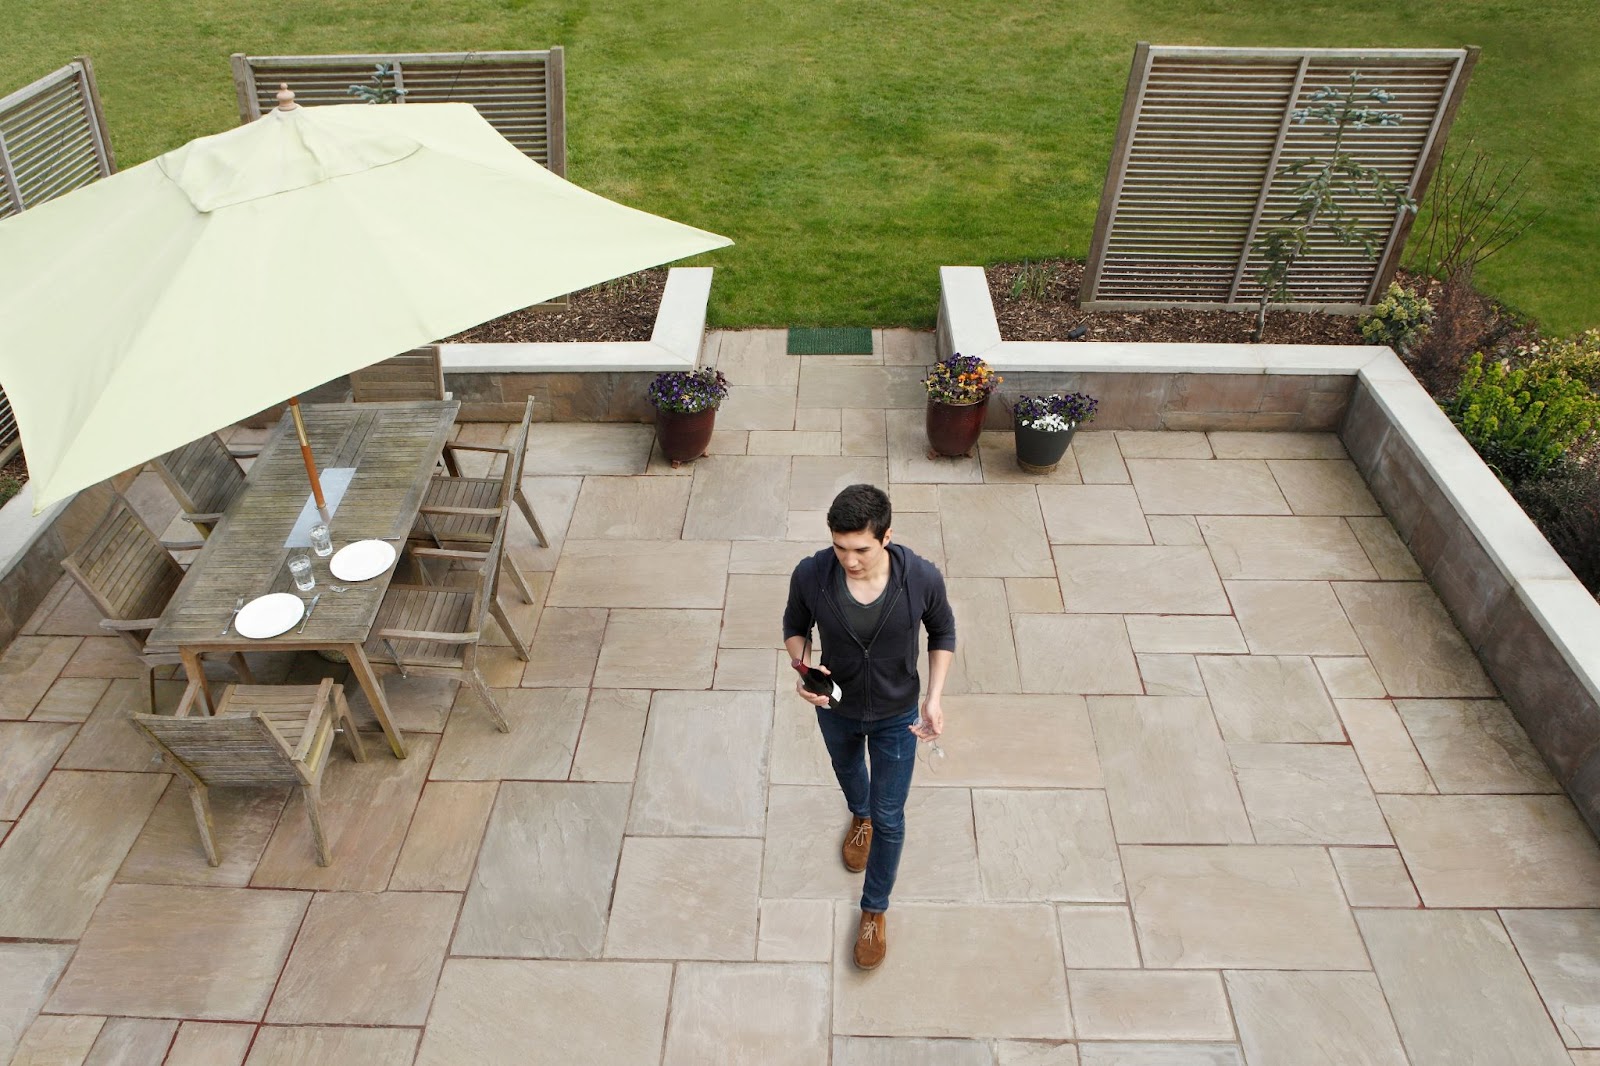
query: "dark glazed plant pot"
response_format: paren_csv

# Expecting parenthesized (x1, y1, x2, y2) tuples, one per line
(926, 395, 989, 458)
(1014, 421, 1077, 474)
(655, 407, 717, 466)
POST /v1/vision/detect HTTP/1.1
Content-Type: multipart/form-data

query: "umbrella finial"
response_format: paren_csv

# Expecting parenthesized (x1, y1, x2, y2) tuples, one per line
(275, 83, 299, 111)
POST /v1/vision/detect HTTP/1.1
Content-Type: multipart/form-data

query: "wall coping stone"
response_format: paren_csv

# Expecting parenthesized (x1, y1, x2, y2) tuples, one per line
(438, 266, 711, 374)
(939, 260, 1600, 718)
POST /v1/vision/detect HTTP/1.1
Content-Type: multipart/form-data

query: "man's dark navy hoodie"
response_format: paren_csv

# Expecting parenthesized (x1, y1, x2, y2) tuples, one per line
(782, 542, 956, 721)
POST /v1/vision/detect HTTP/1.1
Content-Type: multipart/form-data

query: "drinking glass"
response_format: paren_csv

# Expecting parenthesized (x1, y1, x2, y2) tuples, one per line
(309, 523, 333, 557)
(288, 553, 315, 591)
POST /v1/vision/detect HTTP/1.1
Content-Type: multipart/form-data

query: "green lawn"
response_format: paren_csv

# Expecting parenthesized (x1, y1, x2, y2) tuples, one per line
(5, 0, 1596, 332)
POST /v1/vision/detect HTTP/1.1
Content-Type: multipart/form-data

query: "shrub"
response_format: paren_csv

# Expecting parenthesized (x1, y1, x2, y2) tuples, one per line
(1445, 353, 1600, 484)
(1360, 283, 1434, 355)
(1513, 449, 1600, 594)
(1516, 329, 1600, 391)
(647, 367, 729, 414)
(924, 354, 1001, 404)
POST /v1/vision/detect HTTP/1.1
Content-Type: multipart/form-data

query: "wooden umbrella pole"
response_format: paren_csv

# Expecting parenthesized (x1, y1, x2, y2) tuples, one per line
(287, 397, 331, 524)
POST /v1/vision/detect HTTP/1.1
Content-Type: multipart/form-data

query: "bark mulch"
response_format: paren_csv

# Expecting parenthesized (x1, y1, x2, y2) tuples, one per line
(443, 268, 667, 344)
(987, 259, 1367, 345)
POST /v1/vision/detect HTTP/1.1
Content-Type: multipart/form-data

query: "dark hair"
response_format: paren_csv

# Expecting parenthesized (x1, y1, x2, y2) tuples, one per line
(827, 484, 892, 541)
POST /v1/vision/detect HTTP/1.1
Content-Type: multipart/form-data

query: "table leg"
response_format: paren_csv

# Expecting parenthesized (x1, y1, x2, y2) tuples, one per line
(180, 648, 216, 716)
(344, 643, 408, 759)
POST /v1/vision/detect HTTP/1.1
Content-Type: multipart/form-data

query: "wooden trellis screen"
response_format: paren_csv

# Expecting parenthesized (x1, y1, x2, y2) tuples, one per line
(0, 57, 116, 459)
(1081, 45, 1477, 312)
(229, 49, 567, 176)
(0, 58, 114, 222)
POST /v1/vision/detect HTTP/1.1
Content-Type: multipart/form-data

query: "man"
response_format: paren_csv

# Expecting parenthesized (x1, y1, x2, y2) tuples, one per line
(782, 483, 955, 970)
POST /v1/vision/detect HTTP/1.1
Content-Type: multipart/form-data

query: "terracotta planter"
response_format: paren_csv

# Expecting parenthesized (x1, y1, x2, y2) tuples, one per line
(925, 396, 990, 458)
(655, 406, 717, 466)
(1013, 421, 1077, 474)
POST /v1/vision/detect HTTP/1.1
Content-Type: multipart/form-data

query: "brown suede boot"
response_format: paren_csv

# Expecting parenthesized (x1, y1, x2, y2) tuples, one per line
(842, 816, 872, 873)
(854, 909, 887, 970)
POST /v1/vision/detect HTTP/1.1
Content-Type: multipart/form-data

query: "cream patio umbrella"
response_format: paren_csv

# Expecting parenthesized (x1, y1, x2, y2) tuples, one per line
(0, 90, 731, 513)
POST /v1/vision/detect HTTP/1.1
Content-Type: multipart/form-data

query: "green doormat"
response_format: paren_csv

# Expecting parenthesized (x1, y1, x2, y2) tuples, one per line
(787, 327, 874, 355)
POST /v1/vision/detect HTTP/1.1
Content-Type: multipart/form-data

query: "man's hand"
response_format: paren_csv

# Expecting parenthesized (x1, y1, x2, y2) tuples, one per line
(795, 663, 834, 707)
(911, 694, 943, 739)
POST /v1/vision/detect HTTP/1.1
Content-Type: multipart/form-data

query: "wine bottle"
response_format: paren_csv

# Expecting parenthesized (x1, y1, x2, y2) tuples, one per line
(790, 659, 841, 704)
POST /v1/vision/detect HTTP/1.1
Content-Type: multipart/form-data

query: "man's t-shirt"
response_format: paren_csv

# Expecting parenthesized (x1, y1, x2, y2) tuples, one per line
(834, 563, 889, 646)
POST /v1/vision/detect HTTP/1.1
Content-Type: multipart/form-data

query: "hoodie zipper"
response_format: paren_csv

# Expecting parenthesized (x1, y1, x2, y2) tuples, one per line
(821, 557, 905, 718)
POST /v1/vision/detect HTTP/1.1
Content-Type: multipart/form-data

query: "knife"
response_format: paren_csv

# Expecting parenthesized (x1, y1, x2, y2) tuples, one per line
(297, 593, 321, 634)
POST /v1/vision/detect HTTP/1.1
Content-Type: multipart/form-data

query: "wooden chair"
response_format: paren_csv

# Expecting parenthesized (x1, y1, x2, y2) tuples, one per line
(418, 396, 545, 546)
(150, 432, 250, 538)
(350, 347, 449, 403)
(366, 519, 520, 733)
(410, 397, 543, 656)
(62, 495, 253, 712)
(132, 678, 365, 866)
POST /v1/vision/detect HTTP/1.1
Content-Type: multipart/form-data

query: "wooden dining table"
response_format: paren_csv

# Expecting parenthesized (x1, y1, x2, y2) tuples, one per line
(146, 400, 460, 759)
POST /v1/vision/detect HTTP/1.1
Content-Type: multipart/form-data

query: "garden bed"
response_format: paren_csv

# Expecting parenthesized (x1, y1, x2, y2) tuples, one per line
(985, 259, 1527, 349)
(443, 268, 666, 345)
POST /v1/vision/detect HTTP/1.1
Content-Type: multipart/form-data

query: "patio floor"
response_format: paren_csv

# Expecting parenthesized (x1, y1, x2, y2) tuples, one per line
(2, 329, 1599, 1066)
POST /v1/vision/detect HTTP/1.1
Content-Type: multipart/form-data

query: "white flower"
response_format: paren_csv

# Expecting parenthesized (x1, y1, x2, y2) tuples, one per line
(1019, 412, 1075, 433)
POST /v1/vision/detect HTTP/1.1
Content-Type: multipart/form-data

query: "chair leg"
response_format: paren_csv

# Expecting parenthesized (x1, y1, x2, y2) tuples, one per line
(334, 685, 367, 762)
(143, 665, 158, 714)
(230, 652, 256, 684)
(516, 486, 548, 548)
(468, 669, 511, 733)
(506, 557, 535, 605)
(442, 449, 461, 478)
(187, 783, 221, 867)
(490, 598, 531, 662)
(303, 782, 333, 866)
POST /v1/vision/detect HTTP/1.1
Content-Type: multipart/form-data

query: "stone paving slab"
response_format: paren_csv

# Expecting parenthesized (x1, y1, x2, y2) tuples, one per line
(832, 902, 1072, 1039)
(1358, 908, 1572, 1066)
(0, 770, 166, 939)
(116, 777, 288, 888)
(419, 958, 671, 1065)
(0, 944, 75, 1064)
(267, 890, 457, 1025)
(246, 1027, 420, 1066)
(664, 962, 831, 1066)
(1123, 846, 1367, 970)
(1225, 971, 1408, 1066)
(165, 1021, 256, 1066)
(49, 883, 309, 1020)
(0, 342, 1587, 1061)
(456, 781, 627, 959)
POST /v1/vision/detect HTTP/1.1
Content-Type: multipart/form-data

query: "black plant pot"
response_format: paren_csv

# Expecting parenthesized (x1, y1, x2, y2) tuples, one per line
(1014, 421, 1077, 474)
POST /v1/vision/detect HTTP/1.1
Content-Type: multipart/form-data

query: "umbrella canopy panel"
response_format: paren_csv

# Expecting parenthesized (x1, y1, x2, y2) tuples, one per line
(0, 102, 730, 512)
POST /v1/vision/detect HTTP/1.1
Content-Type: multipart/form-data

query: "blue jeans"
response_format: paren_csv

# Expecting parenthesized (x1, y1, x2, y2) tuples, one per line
(815, 704, 919, 913)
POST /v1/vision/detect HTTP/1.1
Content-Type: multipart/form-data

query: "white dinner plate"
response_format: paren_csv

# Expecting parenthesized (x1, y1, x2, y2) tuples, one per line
(234, 593, 305, 639)
(330, 539, 399, 582)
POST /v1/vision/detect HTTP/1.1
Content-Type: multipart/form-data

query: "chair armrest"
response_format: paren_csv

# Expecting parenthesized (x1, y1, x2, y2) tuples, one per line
(418, 504, 502, 518)
(99, 617, 162, 632)
(441, 442, 512, 457)
(410, 547, 491, 562)
(163, 539, 206, 552)
(227, 445, 262, 459)
(290, 678, 336, 762)
(182, 511, 225, 525)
